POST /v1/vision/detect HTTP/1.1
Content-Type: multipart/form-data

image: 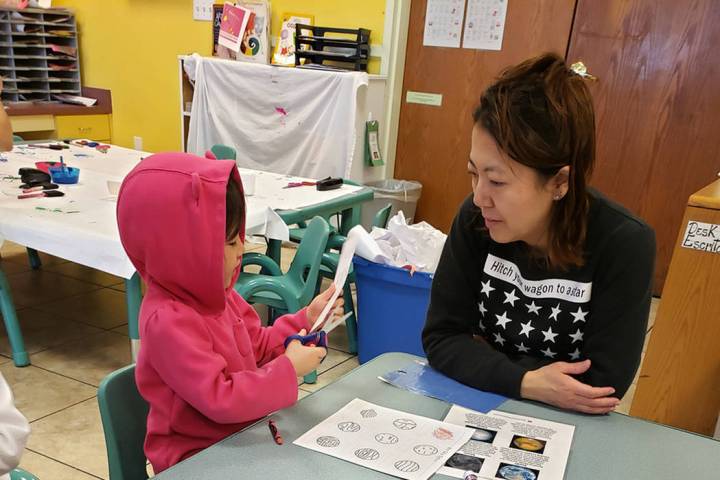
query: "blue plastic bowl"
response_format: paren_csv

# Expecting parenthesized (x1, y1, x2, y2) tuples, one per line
(49, 166, 80, 184)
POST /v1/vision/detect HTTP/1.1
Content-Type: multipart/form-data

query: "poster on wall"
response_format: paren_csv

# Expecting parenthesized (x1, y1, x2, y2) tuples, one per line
(462, 0, 508, 50)
(422, 0, 466, 48)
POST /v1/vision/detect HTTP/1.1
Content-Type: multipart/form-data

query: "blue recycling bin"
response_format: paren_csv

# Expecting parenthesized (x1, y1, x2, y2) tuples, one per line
(352, 256, 433, 364)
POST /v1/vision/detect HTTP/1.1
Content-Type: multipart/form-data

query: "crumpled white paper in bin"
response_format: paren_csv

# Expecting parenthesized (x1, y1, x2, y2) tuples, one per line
(353, 211, 447, 274)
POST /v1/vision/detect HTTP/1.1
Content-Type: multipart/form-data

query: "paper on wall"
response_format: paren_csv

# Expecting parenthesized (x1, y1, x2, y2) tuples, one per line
(462, 0, 508, 51)
(294, 398, 474, 480)
(438, 405, 574, 479)
(423, 0, 466, 48)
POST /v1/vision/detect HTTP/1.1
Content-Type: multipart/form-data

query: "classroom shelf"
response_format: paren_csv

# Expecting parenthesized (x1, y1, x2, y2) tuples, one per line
(0, 7, 80, 104)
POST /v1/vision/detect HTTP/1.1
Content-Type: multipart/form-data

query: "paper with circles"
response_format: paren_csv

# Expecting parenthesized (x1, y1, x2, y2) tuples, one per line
(294, 398, 473, 480)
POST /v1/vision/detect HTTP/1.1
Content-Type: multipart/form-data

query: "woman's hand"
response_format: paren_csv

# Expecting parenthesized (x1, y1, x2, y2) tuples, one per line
(307, 284, 345, 326)
(520, 360, 620, 414)
(285, 329, 326, 376)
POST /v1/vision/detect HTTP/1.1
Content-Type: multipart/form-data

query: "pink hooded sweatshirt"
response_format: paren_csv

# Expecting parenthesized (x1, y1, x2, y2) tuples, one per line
(117, 152, 310, 473)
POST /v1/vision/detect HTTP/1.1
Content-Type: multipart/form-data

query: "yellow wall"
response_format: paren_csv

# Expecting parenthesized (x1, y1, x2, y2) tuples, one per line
(52, 0, 386, 152)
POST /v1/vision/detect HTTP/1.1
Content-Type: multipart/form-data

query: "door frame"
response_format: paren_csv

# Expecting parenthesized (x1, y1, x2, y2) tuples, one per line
(381, 0, 412, 178)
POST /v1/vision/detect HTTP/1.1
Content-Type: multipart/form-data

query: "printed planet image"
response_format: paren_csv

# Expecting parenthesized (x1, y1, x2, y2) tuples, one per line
(468, 427, 497, 443)
(510, 435, 546, 454)
(496, 463, 540, 480)
(445, 452, 484, 472)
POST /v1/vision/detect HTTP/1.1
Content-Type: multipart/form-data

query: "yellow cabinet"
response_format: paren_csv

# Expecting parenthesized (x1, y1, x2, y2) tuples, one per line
(54, 114, 112, 142)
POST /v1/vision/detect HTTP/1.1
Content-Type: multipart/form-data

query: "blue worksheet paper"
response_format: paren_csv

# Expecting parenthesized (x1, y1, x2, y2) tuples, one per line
(380, 360, 507, 413)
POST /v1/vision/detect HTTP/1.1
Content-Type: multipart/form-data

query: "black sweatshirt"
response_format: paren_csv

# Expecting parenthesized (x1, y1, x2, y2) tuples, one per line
(422, 191, 655, 399)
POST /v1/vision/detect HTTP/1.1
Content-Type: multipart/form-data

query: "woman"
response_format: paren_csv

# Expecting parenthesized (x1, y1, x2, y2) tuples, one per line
(422, 53, 655, 415)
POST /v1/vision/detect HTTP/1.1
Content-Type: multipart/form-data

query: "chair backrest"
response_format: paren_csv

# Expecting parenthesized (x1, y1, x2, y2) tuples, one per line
(210, 144, 237, 160)
(373, 203, 393, 229)
(286, 216, 330, 308)
(10, 468, 39, 480)
(97, 364, 149, 480)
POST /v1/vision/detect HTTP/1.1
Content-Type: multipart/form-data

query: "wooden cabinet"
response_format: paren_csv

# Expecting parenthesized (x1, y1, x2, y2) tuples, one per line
(630, 179, 720, 435)
(55, 114, 112, 142)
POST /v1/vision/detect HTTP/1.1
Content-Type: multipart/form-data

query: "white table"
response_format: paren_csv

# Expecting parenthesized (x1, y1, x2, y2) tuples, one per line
(0, 142, 367, 365)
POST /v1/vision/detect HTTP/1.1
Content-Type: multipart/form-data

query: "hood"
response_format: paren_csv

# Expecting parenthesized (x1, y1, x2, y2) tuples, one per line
(117, 152, 244, 314)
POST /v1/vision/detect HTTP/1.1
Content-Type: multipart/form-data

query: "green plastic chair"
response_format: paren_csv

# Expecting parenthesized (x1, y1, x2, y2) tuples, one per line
(316, 203, 393, 354)
(235, 216, 330, 383)
(288, 179, 362, 250)
(98, 364, 149, 480)
(0, 268, 29, 367)
(210, 144, 236, 160)
(10, 468, 39, 480)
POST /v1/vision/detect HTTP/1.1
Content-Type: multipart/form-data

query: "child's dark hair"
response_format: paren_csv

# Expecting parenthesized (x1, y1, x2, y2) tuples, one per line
(225, 174, 245, 242)
(474, 53, 596, 270)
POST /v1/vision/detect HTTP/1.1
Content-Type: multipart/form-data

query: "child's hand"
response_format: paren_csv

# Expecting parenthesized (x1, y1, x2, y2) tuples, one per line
(307, 284, 345, 326)
(285, 330, 327, 376)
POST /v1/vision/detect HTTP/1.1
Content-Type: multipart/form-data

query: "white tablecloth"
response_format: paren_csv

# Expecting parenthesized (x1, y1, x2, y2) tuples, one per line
(0, 144, 361, 279)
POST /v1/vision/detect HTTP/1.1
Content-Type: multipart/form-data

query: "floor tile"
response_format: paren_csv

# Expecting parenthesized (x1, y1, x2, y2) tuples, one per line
(31, 331, 132, 387)
(302, 357, 360, 392)
(110, 325, 129, 336)
(106, 277, 146, 294)
(43, 262, 124, 288)
(19, 449, 101, 480)
(0, 243, 68, 268)
(298, 388, 313, 400)
(4, 270, 101, 308)
(280, 245, 297, 272)
(616, 382, 637, 415)
(0, 308, 103, 356)
(326, 322, 353, 354)
(318, 347, 353, 374)
(36, 288, 128, 330)
(26, 398, 109, 479)
(0, 258, 31, 275)
(1, 364, 96, 422)
(648, 296, 660, 331)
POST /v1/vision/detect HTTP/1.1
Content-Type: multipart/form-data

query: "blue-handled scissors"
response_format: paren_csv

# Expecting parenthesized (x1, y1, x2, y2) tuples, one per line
(284, 311, 352, 350)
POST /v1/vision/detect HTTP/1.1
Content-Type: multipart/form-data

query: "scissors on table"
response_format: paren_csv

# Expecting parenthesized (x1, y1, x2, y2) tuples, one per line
(284, 311, 352, 354)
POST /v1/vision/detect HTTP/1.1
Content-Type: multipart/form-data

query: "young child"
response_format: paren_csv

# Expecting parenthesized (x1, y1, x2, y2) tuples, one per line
(0, 373, 30, 480)
(117, 152, 342, 473)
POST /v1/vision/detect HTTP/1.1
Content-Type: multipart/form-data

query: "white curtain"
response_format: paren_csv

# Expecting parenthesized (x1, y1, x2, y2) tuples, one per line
(186, 55, 368, 179)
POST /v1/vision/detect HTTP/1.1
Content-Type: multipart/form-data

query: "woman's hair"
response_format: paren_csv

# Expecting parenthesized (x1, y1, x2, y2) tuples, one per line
(474, 52, 596, 270)
(225, 174, 245, 242)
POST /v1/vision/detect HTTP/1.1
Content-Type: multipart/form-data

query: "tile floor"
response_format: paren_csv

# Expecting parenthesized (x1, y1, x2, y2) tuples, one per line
(0, 240, 658, 479)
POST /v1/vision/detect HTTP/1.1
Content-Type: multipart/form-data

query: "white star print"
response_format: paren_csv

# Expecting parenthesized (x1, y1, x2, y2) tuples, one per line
(478, 318, 486, 331)
(516, 342, 529, 353)
(540, 347, 556, 358)
(571, 307, 588, 323)
(478, 301, 487, 317)
(549, 303, 562, 321)
(569, 348, 581, 360)
(526, 301, 541, 315)
(495, 311, 512, 330)
(481, 280, 495, 298)
(493, 332, 505, 346)
(518, 320, 535, 338)
(541, 326, 558, 343)
(503, 289, 519, 306)
(569, 329, 584, 343)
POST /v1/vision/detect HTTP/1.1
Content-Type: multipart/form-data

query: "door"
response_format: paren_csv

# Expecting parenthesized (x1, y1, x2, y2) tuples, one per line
(567, 0, 720, 292)
(394, 0, 577, 233)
